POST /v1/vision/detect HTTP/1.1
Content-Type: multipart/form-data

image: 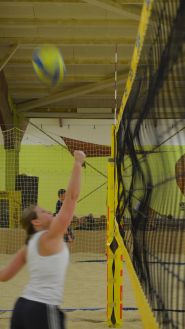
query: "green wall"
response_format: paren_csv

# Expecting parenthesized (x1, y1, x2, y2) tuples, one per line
(1, 143, 185, 218)
(19, 145, 107, 217)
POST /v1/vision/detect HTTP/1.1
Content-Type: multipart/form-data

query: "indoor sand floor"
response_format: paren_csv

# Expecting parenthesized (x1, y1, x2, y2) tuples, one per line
(0, 253, 143, 329)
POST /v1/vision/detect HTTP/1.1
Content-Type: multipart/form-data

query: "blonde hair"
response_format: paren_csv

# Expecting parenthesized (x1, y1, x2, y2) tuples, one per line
(21, 204, 37, 243)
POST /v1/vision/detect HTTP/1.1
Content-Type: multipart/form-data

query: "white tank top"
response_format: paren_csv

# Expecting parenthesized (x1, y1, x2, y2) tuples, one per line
(22, 230, 69, 305)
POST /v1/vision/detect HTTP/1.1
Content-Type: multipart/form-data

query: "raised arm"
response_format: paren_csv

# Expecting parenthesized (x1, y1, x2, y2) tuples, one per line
(47, 150, 85, 239)
(0, 245, 26, 282)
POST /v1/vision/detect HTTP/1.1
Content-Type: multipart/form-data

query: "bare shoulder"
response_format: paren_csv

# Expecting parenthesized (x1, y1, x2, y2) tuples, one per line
(39, 230, 63, 256)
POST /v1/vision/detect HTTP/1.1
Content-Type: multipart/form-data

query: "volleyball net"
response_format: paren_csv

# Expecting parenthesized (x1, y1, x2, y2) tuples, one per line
(115, 0, 185, 328)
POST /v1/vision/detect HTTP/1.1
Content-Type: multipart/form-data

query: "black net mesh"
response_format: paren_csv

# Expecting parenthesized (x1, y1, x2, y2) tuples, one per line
(116, 1, 185, 328)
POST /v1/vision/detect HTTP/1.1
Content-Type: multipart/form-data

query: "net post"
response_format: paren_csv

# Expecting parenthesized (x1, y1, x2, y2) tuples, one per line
(107, 125, 123, 327)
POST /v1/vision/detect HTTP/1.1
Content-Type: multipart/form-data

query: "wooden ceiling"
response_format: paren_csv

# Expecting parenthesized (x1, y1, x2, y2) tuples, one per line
(0, 0, 143, 121)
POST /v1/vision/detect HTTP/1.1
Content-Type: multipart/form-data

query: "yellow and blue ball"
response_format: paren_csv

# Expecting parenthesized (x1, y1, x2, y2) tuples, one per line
(32, 46, 66, 87)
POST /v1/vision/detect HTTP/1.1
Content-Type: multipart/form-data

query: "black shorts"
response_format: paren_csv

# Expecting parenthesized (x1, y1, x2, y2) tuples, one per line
(11, 297, 65, 329)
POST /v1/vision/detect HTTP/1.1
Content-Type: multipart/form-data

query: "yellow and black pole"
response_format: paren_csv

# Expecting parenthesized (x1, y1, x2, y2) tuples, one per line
(107, 43, 124, 327)
(107, 124, 124, 327)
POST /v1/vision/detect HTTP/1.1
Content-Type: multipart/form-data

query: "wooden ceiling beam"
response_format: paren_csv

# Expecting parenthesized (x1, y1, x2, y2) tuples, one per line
(0, 37, 136, 46)
(14, 97, 122, 110)
(83, 0, 141, 20)
(0, 0, 143, 4)
(0, 44, 19, 71)
(0, 17, 138, 27)
(122, 4, 142, 17)
(17, 71, 128, 112)
(22, 111, 114, 119)
(6, 59, 130, 65)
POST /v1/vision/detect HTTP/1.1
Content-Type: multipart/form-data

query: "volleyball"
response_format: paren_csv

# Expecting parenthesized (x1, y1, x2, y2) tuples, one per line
(32, 45, 66, 87)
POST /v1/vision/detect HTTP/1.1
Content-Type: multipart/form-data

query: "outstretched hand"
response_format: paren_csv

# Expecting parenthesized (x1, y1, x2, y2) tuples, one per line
(74, 150, 86, 166)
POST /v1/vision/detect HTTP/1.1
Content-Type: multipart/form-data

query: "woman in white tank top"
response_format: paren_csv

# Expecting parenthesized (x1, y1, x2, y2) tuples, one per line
(0, 150, 86, 329)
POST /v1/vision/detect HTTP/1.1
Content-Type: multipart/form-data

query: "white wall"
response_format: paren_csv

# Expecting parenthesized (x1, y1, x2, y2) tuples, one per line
(23, 118, 113, 145)
(1, 118, 185, 146)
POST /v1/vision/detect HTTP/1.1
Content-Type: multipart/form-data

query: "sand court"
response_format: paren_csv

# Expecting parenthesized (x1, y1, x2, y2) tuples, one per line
(0, 252, 142, 329)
